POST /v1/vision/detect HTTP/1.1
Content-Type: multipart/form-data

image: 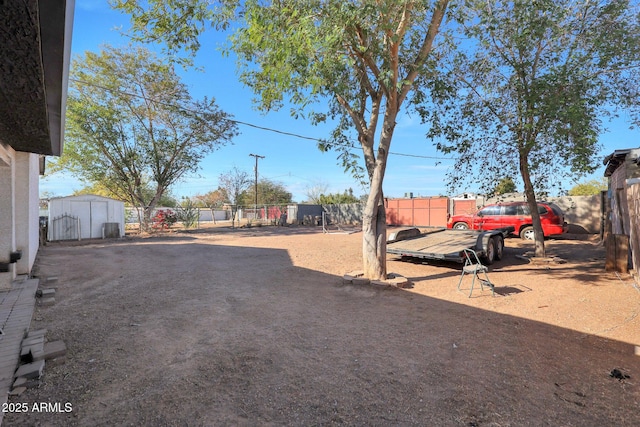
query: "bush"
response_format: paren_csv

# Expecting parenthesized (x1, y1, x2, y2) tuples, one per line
(176, 200, 199, 229)
(152, 209, 177, 231)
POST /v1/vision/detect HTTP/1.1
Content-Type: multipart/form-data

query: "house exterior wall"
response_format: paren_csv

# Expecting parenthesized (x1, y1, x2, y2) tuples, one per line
(0, 143, 16, 289)
(14, 152, 40, 275)
(0, 146, 41, 288)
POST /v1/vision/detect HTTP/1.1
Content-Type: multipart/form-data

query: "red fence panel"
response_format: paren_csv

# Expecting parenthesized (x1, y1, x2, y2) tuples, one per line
(385, 197, 450, 227)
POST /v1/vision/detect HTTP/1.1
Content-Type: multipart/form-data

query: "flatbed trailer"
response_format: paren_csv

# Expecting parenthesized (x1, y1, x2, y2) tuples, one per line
(386, 226, 514, 264)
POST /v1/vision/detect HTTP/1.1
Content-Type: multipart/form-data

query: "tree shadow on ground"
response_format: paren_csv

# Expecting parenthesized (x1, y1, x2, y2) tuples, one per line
(7, 236, 639, 426)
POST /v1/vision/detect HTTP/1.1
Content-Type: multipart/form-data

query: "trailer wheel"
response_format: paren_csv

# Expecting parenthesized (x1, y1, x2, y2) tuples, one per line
(453, 222, 469, 230)
(483, 238, 496, 265)
(494, 236, 504, 260)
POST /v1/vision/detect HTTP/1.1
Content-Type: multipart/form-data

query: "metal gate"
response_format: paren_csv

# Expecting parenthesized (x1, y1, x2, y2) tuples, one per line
(50, 214, 81, 241)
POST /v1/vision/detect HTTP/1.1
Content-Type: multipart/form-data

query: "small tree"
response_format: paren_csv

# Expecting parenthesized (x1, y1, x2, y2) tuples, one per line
(55, 45, 238, 231)
(176, 199, 200, 229)
(219, 167, 252, 228)
(193, 188, 228, 223)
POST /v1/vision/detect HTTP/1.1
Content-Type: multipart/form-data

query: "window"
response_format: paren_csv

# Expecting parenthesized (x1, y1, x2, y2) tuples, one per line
(478, 206, 501, 216)
(503, 205, 518, 215)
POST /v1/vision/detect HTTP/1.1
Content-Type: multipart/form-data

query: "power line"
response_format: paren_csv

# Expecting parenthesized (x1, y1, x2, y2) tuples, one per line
(68, 77, 454, 162)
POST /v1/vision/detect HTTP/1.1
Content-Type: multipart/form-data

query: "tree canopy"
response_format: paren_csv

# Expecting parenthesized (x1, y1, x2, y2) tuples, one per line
(56, 45, 238, 229)
(493, 178, 517, 196)
(568, 178, 608, 196)
(238, 179, 293, 206)
(318, 188, 361, 205)
(424, 0, 640, 256)
(192, 188, 228, 208)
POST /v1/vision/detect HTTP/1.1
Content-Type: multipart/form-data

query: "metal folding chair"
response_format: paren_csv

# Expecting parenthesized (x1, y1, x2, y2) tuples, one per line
(457, 248, 494, 297)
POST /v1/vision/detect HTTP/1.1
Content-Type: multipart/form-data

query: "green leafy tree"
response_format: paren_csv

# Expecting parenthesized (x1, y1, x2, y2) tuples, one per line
(425, 0, 640, 257)
(493, 178, 517, 196)
(239, 179, 293, 206)
(233, 1, 451, 279)
(55, 45, 238, 230)
(319, 188, 360, 205)
(568, 178, 608, 196)
(113, 0, 452, 279)
(72, 181, 178, 207)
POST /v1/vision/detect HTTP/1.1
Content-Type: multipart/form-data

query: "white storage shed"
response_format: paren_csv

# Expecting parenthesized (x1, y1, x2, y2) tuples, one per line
(48, 195, 125, 241)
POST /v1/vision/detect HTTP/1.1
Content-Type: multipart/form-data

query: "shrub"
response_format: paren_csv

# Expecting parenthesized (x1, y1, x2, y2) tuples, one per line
(176, 200, 199, 229)
(151, 209, 177, 231)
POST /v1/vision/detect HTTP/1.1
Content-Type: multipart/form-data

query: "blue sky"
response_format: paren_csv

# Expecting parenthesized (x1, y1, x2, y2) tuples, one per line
(40, 0, 640, 202)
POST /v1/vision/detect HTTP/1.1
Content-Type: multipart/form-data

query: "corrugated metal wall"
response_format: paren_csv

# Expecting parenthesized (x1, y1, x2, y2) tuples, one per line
(626, 180, 640, 283)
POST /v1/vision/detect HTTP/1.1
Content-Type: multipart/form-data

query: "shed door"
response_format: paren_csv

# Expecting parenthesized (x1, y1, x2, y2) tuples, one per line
(70, 201, 108, 239)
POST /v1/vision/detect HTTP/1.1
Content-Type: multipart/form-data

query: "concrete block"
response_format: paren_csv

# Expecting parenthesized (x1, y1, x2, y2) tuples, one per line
(9, 387, 26, 396)
(40, 288, 56, 297)
(38, 297, 55, 306)
(371, 280, 392, 288)
(36, 288, 56, 298)
(14, 360, 45, 379)
(20, 342, 44, 363)
(352, 277, 370, 286)
(21, 335, 44, 347)
(342, 274, 354, 284)
(387, 276, 410, 288)
(26, 329, 47, 339)
(345, 270, 364, 278)
(43, 341, 67, 360)
(14, 376, 40, 389)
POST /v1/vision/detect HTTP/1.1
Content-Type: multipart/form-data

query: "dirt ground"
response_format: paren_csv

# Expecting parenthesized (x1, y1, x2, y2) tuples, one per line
(4, 224, 640, 426)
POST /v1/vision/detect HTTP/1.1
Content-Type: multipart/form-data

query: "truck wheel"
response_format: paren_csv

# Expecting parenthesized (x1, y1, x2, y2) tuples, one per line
(483, 238, 496, 265)
(520, 226, 534, 240)
(494, 236, 504, 260)
(453, 222, 469, 230)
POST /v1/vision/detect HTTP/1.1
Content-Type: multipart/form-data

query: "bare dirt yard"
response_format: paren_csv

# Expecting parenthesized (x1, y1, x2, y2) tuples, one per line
(4, 225, 640, 426)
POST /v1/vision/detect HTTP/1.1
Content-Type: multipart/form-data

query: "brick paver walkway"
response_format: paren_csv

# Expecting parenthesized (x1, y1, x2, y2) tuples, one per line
(0, 277, 38, 425)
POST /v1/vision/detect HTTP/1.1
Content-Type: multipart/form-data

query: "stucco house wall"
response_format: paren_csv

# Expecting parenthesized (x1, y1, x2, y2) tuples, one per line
(0, 1, 74, 289)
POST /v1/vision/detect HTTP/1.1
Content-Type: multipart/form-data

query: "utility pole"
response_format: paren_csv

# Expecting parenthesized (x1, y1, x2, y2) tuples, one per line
(249, 154, 265, 220)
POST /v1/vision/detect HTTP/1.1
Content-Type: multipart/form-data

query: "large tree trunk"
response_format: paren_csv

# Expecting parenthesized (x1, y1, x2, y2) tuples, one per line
(361, 116, 395, 280)
(519, 150, 545, 257)
(362, 183, 386, 280)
